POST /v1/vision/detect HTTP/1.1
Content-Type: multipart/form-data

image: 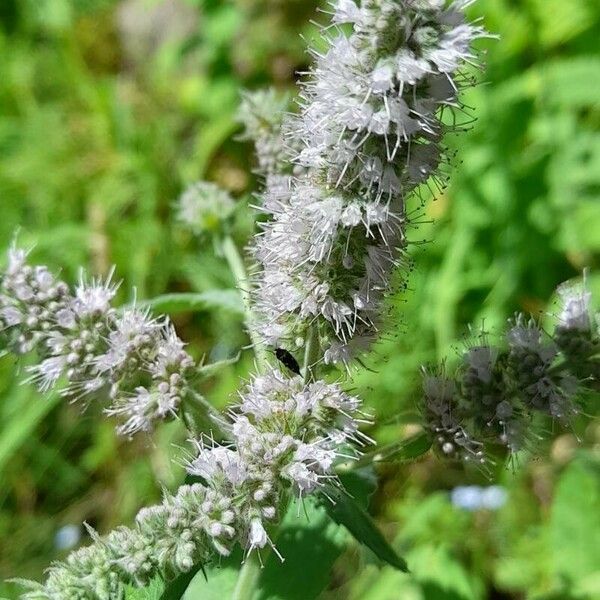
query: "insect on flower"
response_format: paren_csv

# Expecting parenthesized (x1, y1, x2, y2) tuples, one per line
(275, 348, 301, 375)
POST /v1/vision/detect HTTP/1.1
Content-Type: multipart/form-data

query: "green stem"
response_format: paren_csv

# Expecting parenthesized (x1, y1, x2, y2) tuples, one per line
(181, 391, 229, 440)
(303, 324, 320, 384)
(221, 235, 273, 599)
(221, 235, 268, 372)
(230, 494, 289, 600)
(231, 552, 262, 600)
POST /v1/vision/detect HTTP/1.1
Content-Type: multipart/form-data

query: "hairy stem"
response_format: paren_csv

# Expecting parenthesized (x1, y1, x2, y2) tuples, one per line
(221, 235, 268, 371)
(231, 552, 262, 600)
(231, 494, 290, 599)
(303, 324, 320, 383)
(181, 390, 229, 439)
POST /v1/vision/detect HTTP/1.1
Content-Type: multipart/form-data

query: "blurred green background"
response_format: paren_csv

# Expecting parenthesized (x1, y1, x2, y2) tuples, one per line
(0, 0, 599, 598)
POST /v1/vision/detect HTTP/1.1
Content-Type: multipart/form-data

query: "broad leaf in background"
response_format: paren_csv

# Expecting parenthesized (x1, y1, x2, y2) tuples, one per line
(346, 544, 481, 600)
(550, 454, 600, 594)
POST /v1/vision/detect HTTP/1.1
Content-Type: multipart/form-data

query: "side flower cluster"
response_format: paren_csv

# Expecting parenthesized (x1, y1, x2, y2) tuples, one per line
(237, 89, 294, 182)
(253, 0, 486, 364)
(177, 181, 236, 235)
(421, 279, 599, 463)
(19, 368, 366, 599)
(0, 246, 195, 436)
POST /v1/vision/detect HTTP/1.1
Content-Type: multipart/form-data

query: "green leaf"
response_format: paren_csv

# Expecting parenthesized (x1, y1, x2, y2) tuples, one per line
(160, 564, 205, 600)
(183, 551, 243, 600)
(541, 58, 600, 108)
(550, 454, 600, 584)
(0, 387, 62, 473)
(530, 0, 596, 48)
(185, 501, 348, 600)
(338, 466, 378, 506)
(124, 577, 165, 600)
(256, 499, 348, 600)
(324, 487, 408, 572)
(408, 543, 481, 600)
(374, 432, 432, 463)
(138, 291, 244, 316)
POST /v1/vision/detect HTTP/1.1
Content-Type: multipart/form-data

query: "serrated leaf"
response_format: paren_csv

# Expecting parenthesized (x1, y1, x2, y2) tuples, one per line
(138, 291, 244, 316)
(338, 466, 378, 506)
(324, 487, 408, 572)
(124, 577, 165, 600)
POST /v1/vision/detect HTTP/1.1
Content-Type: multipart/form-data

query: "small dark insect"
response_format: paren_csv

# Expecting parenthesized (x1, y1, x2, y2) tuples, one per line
(275, 348, 301, 375)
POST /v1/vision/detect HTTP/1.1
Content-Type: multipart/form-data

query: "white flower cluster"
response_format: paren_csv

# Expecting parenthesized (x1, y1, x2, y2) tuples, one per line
(0, 246, 195, 436)
(177, 181, 236, 235)
(187, 368, 366, 551)
(554, 278, 600, 384)
(19, 369, 365, 598)
(253, 0, 485, 363)
(237, 89, 293, 182)
(0, 246, 71, 354)
(421, 279, 599, 462)
(506, 315, 576, 421)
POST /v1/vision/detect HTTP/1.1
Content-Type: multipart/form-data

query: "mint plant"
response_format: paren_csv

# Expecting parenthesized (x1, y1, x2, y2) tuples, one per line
(1, 2, 597, 599)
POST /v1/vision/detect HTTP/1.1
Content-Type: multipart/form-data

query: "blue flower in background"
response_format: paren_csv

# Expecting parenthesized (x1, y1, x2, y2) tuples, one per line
(451, 485, 507, 511)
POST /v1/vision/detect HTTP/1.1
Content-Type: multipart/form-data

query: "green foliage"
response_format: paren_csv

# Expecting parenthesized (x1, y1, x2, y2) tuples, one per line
(255, 501, 347, 600)
(160, 565, 206, 600)
(0, 0, 598, 599)
(125, 578, 165, 600)
(185, 500, 348, 600)
(550, 456, 600, 595)
(139, 290, 245, 316)
(324, 476, 408, 572)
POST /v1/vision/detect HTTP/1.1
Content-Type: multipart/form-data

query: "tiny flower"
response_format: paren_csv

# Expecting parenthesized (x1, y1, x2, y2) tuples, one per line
(557, 281, 592, 332)
(178, 181, 235, 234)
(248, 518, 268, 550)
